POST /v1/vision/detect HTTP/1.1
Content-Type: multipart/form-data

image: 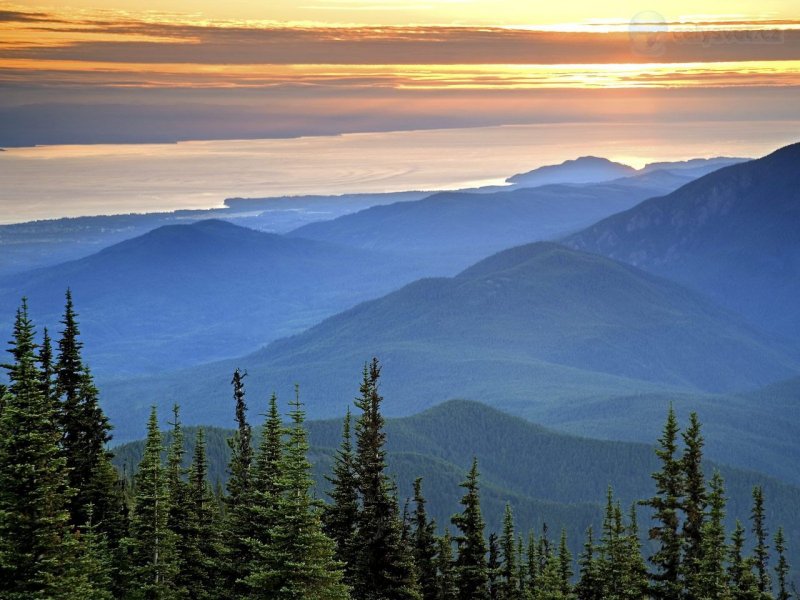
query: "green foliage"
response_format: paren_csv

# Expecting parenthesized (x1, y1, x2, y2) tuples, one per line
(352, 359, 420, 600)
(452, 458, 489, 600)
(641, 405, 684, 600)
(0, 300, 73, 599)
(412, 478, 440, 600)
(125, 406, 178, 600)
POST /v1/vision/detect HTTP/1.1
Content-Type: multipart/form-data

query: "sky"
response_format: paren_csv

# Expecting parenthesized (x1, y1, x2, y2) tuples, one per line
(0, 0, 798, 222)
(0, 0, 798, 146)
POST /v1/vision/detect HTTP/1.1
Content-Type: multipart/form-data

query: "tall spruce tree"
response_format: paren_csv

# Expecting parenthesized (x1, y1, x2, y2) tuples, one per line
(352, 359, 420, 600)
(452, 457, 489, 600)
(0, 300, 73, 598)
(412, 478, 440, 600)
(751, 486, 771, 596)
(729, 520, 760, 600)
(165, 405, 191, 599)
(436, 532, 458, 600)
(126, 406, 178, 600)
(487, 533, 500, 600)
(247, 389, 349, 599)
(499, 504, 518, 600)
(773, 528, 790, 600)
(55, 291, 120, 535)
(243, 392, 286, 597)
(221, 368, 253, 598)
(699, 472, 730, 600)
(682, 412, 707, 598)
(575, 527, 602, 600)
(642, 406, 684, 600)
(323, 408, 360, 588)
(623, 503, 649, 600)
(182, 428, 220, 600)
(556, 529, 573, 599)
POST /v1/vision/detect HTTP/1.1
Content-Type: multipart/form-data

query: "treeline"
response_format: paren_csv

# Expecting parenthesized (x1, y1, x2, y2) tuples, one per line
(0, 297, 796, 599)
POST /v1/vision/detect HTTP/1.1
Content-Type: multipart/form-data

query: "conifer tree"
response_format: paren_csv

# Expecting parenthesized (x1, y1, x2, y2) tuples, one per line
(243, 392, 286, 597)
(699, 472, 730, 600)
(247, 389, 349, 599)
(751, 486, 771, 596)
(38, 326, 56, 402)
(412, 477, 440, 600)
(729, 520, 760, 600)
(682, 412, 707, 597)
(499, 504, 518, 600)
(556, 529, 573, 599)
(0, 300, 73, 598)
(436, 532, 458, 600)
(165, 405, 191, 599)
(59, 505, 115, 600)
(642, 406, 684, 600)
(352, 359, 420, 600)
(623, 503, 649, 600)
(527, 531, 539, 596)
(575, 527, 602, 600)
(488, 533, 500, 600)
(182, 428, 220, 600)
(323, 408, 360, 588)
(773, 528, 790, 600)
(126, 406, 178, 600)
(221, 368, 253, 598)
(55, 291, 120, 535)
(452, 457, 489, 600)
(516, 535, 529, 598)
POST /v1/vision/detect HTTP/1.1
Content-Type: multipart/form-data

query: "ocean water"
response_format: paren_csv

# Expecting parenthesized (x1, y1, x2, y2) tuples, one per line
(1, 120, 798, 224)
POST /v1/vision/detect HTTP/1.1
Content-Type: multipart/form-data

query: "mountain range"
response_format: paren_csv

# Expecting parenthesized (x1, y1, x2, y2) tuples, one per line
(566, 142, 800, 341)
(0, 219, 425, 374)
(111, 400, 800, 567)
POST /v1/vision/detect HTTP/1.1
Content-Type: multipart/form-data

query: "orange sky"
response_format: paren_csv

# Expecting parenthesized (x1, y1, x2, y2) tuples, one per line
(0, 1, 798, 145)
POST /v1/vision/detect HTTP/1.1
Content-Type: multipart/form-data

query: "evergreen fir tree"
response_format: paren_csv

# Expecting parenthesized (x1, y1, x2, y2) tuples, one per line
(247, 388, 349, 599)
(126, 406, 178, 600)
(773, 528, 790, 600)
(182, 428, 221, 600)
(518, 535, 529, 598)
(488, 533, 500, 600)
(323, 408, 360, 589)
(220, 368, 253, 598)
(729, 520, 760, 600)
(55, 292, 120, 535)
(699, 472, 730, 600)
(556, 529, 573, 599)
(352, 359, 420, 600)
(0, 300, 73, 598)
(623, 503, 649, 600)
(499, 504, 518, 600)
(38, 326, 56, 402)
(641, 406, 684, 600)
(575, 527, 602, 600)
(751, 486, 771, 596)
(243, 392, 286, 597)
(436, 532, 458, 600)
(412, 477, 440, 600)
(682, 412, 707, 598)
(165, 405, 191, 599)
(58, 505, 115, 600)
(451, 457, 489, 600)
(527, 531, 539, 596)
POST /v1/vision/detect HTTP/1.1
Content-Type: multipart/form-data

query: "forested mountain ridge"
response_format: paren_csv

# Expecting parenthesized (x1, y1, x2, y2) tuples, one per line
(566, 141, 800, 341)
(100, 243, 800, 449)
(0, 219, 429, 375)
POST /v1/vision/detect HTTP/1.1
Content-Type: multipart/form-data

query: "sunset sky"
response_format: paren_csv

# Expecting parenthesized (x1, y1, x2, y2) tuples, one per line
(1, 0, 798, 145)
